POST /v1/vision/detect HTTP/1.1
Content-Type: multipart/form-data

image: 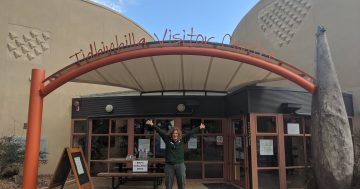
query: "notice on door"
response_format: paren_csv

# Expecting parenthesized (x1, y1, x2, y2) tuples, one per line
(188, 137, 197, 149)
(287, 123, 300, 134)
(235, 137, 242, 148)
(216, 136, 223, 145)
(260, 139, 274, 155)
(138, 139, 150, 152)
(160, 138, 166, 149)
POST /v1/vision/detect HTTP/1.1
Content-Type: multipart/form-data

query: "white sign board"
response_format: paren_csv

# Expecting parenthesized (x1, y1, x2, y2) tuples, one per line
(287, 123, 300, 134)
(133, 160, 148, 172)
(138, 139, 150, 152)
(260, 139, 274, 155)
(188, 137, 197, 149)
(74, 157, 85, 175)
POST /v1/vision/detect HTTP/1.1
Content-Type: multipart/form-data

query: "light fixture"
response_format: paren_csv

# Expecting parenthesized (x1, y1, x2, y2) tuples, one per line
(73, 100, 80, 111)
(105, 104, 113, 113)
(176, 103, 186, 112)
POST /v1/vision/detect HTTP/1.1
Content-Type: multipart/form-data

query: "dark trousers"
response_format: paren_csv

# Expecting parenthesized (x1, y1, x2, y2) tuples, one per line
(164, 163, 186, 189)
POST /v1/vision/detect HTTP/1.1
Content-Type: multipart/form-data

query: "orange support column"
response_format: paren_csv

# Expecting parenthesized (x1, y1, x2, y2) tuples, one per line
(22, 69, 45, 189)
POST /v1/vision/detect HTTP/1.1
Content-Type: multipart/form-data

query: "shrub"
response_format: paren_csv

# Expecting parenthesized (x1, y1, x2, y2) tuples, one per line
(0, 136, 47, 179)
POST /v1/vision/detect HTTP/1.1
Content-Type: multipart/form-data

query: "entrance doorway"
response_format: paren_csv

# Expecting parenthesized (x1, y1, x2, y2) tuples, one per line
(249, 114, 313, 189)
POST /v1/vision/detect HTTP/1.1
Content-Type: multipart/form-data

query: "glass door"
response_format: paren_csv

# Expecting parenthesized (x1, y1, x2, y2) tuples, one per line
(250, 114, 285, 189)
(284, 115, 311, 189)
(231, 117, 249, 188)
(250, 114, 315, 189)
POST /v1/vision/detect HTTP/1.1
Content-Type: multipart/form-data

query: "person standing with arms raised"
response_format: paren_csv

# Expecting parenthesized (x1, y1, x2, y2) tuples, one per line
(146, 119, 205, 189)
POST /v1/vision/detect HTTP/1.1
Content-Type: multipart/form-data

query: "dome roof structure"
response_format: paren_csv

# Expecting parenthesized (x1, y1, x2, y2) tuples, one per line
(232, 0, 360, 91)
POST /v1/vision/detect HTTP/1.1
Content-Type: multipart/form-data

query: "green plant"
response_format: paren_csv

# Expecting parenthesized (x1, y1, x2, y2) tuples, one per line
(0, 135, 47, 178)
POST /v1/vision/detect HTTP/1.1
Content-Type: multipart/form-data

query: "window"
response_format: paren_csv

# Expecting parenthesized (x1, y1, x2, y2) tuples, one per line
(87, 118, 128, 175)
(72, 120, 88, 158)
(257, 116, 276, 133)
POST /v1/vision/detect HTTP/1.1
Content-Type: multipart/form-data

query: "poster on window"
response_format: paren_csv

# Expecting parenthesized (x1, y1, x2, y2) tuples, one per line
(138, 139, 150, 152)
(260, 139, 273, 155)
(188, 137, 197, 149)
(160, 138, 165, 149)
(216, 136, 224, 145)
(287, 123, 300, 134)
(235, 137, 242, 148)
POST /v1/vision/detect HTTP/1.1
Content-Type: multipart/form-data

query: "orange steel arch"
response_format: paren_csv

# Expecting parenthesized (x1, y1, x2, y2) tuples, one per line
(41, 42, 315, 96)
(22, 41, 316, 189)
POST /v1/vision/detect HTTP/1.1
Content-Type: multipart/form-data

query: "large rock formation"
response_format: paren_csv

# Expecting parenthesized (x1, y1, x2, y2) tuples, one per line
(311, 26, 354, 189)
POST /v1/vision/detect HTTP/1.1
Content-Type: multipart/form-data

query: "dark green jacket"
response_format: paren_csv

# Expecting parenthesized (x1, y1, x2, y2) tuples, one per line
(154, 126, 200, 164)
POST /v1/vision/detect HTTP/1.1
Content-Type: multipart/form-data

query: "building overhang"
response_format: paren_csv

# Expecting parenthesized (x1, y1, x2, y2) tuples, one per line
(42, 41, 315, 96)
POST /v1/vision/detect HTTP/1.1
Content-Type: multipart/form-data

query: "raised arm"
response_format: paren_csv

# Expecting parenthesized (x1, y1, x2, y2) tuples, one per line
(146, 119, 169, 142)
(183, 123, 206, 143)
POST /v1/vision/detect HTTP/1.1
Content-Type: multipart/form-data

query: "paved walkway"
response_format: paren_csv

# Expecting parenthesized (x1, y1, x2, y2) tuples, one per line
(94, 178, 207, 189)
(64, 177, 241, 189)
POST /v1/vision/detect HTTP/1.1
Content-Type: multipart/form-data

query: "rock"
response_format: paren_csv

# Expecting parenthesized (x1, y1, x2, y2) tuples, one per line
(311, 26, 354, 189)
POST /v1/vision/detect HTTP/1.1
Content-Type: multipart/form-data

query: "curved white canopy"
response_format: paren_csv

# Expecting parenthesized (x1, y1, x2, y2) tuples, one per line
(45, 42, 313, 94)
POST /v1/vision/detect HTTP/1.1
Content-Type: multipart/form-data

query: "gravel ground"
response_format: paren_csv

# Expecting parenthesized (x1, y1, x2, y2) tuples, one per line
(0, 175, 51, 189)
(0, 179, 18, 189)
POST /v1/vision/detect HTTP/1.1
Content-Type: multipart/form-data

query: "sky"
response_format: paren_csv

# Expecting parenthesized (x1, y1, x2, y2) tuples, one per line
(90, 0, 259, 43)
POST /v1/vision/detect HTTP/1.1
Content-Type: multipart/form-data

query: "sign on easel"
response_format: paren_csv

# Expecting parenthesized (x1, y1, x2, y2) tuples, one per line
(48, 147, 94, 189)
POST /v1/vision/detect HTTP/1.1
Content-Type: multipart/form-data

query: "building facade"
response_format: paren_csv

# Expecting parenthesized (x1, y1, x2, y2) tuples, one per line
(0, 0, 153, 174)
(70, 86, 354, 188)
(1, 0, 359, 188)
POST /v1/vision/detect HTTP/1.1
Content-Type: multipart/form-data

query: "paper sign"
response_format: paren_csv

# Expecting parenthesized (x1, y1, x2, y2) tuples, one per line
(235, 137, 242, 148)
(287, 123, 300, 134)
(240, 152, 245, 159)
(216, 136, 223, 145)
(133, 160, 148, 172)
(74, 157, 85, 175)
(138, 139, 150, 152)
(235, 151, 240, 159)
(260, 139, 273, 155)
(188, 137, 197, 149)
(160, 138, 166, 149)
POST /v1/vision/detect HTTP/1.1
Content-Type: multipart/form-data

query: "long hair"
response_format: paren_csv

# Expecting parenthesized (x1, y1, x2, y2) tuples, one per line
(168, 127, 183, 139)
